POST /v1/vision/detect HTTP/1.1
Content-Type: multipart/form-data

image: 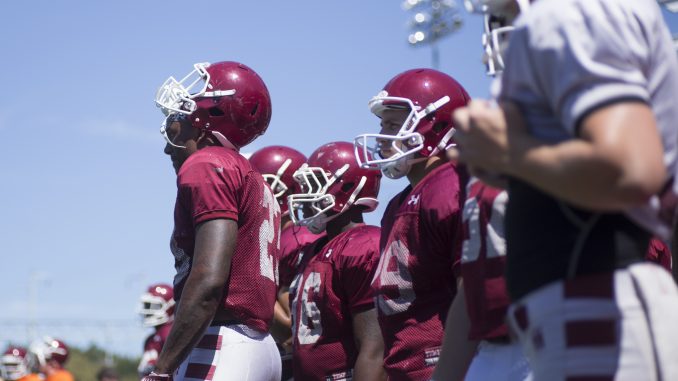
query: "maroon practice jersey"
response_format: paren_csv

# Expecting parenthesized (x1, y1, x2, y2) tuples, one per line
(290, 225, 380, 381)
(278, 225, 324, 289)
(461, 178, 511, 340)
(171, 146, 281, 333)
(646, 237, 672, 271)
(138, 323, 172, 376)
(372, 163, 466, 381)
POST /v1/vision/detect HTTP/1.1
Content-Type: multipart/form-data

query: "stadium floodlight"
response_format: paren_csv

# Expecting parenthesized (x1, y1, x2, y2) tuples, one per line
(402, 0, 424, 10)
(403, 0, 463, 68)
(659, 0, 678, 12)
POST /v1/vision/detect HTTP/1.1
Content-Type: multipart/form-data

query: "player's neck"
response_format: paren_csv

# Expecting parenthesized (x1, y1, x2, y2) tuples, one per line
(281, 216, 294, 230)
(407, 155, 445, 187)
(325, 209, 364, 240)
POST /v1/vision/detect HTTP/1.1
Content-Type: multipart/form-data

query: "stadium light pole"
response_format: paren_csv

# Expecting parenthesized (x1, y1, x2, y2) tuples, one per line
(403, 0, 463, 69)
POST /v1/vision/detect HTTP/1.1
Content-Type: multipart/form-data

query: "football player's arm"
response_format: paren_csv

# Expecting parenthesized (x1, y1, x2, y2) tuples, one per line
(504, 101, 665, 211)
(352, 308, 386, 381)
(152, 218, 237, 375)
(432, 279, 478, 381)
(137, 346, 158, 377)
(270, 287, 293, 350)
(453, 99, 665, 211)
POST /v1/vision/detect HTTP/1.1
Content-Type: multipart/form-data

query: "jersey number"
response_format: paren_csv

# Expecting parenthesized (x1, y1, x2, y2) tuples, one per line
(292, 271, 323, 345)
(260, 185, 281, 282)
(375, 240, 416, 316)
(461, 189, 508, 263)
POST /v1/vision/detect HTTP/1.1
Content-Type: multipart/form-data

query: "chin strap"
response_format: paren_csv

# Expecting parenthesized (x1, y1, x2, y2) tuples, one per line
(210, 131, 238, 150)
(437, 127, 457, 153)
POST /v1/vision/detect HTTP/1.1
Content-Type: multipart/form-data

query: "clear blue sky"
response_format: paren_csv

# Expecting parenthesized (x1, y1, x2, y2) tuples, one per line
(2, 1, 677, 357)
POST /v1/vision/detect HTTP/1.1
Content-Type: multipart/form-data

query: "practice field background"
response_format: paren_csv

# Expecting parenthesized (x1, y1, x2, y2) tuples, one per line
(2, 0, 678, 358)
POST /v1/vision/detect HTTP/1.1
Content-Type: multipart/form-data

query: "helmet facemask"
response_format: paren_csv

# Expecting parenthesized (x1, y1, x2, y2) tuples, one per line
(288, 163, 368, 234)
(482, 14, 514, 76)
(155, 62, 235, 117)
(138, 294, 176, 328)
(0, 353, 28, 380)
(354, 92, 453, 179)
(28, 337, 68, 368)
(263, 158, 293, 199)
(155, 62, 239, 150)
(465, 0, 530, 76)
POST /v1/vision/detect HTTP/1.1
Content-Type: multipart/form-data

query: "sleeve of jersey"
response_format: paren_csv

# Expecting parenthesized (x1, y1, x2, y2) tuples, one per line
(339, 237, 380, 314)
(177, 160, 241, 225)
(510, 3, 650, 134)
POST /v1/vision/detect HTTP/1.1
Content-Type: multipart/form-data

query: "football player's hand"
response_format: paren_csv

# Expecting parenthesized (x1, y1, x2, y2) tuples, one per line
(448, 100, 526, 176)
(282, 336, 293, 354)
(141, 371, 173, 381)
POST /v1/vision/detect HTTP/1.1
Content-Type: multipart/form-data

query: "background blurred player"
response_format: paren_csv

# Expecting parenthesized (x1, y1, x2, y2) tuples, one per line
(28, 337, 73, 381)
(433, 5, 531, 379)
(451, 0, 678, 379)
(433, 178, 530, 381)
(287, 141, 385, 380)
(1, 346, 40, 381)
(145, 61, 280, 381)
(137, 283, 175, 377)
(249, 145, 320, 381)
(354, 68, 470, 380)
(96, 367, 119, 381)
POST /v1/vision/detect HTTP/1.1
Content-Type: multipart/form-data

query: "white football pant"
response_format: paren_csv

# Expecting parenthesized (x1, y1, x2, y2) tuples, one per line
(464, 341, 531, 381)
(174, 324, 281, 381)
(507, 263, 678, 381)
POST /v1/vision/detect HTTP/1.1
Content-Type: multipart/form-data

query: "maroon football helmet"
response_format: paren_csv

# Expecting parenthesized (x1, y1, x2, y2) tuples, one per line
(354, 68, 470, 179)
(249, 146, 307, 216)
(138, 283, 175, 328)
(288, 141, 381, 233)
(1, 346, 29, 380)
(155, 61, 272, 149)
(29, 337, 68, 367)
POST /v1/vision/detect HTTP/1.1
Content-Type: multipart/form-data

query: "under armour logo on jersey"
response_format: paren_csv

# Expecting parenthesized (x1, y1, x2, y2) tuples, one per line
(325, 249, 333, 258)
(408, 194, 421, 206)
(214, 166, 224, 173)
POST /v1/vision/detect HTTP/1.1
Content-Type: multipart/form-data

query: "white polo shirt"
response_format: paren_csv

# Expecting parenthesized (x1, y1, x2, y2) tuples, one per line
(500, 0, 678, 239)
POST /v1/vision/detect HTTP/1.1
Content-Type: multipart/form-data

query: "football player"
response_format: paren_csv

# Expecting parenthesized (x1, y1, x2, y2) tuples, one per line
(96, 367, 119, 381)
(1, 346, 40, 381)
(432, 4, 531, 380)
(450, 0, 678, 379)
(249, 145, 321, 380)
(353, 68, 470, 380)
(433, 177, 531, 381)
(146, 61, 281, 381)
(287, 141, 385, 381)
(137, 283, 175, 377)
(28, 337, 73, 381)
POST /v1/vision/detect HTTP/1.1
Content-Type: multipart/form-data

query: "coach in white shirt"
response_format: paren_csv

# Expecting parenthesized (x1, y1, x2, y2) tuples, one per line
(449, 0, 678, 380)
